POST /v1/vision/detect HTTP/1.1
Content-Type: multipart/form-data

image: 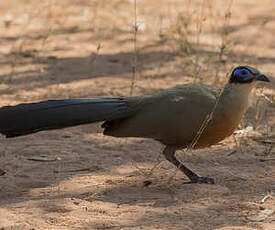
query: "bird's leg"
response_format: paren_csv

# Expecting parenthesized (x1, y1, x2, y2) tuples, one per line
(162, 146, 215, 184)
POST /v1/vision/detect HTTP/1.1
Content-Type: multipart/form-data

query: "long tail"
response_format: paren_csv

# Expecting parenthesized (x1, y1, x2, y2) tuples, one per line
(0, 98, 134, 138)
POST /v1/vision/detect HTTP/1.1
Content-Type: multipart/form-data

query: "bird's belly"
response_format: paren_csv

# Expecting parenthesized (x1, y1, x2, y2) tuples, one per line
(158, 110, 244, 149)
(194, 113, 242, 148)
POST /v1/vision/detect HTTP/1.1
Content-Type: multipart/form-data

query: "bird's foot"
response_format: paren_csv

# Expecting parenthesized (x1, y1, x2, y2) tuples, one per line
(162, 146, 215, 185)
(187, 176, 215, 184)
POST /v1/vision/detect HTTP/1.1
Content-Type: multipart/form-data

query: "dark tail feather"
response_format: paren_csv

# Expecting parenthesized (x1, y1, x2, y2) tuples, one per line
(0, 98, 133, 138)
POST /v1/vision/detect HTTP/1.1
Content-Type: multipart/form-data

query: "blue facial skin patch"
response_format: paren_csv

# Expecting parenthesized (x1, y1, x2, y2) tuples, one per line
(230, 67, 253, 83)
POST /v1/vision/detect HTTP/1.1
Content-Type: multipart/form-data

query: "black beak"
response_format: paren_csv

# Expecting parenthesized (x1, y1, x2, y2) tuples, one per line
(255, 74, 270, 82)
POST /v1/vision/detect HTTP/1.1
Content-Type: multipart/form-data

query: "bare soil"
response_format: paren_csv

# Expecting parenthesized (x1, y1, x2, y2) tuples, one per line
(0, 0, 274, 229)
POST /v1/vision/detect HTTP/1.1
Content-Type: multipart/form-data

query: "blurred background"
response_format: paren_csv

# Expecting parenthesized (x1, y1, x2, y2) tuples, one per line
(0, 0, 274, 229)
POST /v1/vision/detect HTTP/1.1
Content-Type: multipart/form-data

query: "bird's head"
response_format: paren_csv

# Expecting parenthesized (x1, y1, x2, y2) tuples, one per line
(229, 66, 270, 84)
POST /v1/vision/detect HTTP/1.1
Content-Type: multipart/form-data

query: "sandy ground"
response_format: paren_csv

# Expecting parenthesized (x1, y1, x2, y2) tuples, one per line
(0, 0, 274, 229)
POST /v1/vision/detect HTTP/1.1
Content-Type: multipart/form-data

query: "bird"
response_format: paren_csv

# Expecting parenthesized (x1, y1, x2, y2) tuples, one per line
(0, 66, 270, 184)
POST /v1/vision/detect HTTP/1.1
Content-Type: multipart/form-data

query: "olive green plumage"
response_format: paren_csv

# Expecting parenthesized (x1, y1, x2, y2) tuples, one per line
(0, 66, 270, 184)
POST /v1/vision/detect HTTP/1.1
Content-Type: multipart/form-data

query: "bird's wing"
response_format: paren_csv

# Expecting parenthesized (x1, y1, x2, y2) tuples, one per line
(104, 83, 218, 147)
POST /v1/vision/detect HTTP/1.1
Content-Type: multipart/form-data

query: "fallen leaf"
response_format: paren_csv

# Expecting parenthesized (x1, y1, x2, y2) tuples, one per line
(247, 208, 274, 222)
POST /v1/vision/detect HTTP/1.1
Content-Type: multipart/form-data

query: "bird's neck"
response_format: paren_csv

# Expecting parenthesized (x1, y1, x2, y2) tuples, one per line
(217, 82, 255, 116)
(222, 82, 255, 102)
(223, 82, 256, 97)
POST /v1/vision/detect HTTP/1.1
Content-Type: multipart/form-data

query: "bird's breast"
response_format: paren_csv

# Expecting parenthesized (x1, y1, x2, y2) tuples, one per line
(195, 94, 249, 148)
(196, 115, 239, 148)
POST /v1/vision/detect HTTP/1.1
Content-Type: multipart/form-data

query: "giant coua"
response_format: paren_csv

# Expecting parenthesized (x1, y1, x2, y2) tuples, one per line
(0, 66, 270, 184)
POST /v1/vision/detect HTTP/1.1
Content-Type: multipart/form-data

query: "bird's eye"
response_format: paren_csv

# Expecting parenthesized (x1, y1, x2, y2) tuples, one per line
(240, 70, 248, 75)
